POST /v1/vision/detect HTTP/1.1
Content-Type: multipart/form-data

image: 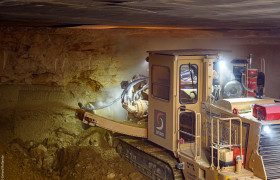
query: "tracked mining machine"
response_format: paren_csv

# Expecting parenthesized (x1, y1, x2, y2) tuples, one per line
(78, 49, 280, 180)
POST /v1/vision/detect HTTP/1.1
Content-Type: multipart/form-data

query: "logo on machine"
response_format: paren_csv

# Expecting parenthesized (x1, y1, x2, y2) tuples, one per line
(154, 110, 166, 138)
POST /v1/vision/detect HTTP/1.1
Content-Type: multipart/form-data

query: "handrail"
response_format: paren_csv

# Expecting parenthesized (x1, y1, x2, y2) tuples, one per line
(195, 113, 202, 160)
(211, 117, 242, 170)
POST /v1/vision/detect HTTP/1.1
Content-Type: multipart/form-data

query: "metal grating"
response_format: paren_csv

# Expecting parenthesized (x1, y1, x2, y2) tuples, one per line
(259, 124, 280, 180)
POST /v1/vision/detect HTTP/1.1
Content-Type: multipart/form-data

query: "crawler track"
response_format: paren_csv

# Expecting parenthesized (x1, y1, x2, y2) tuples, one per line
(115, 137, 184, 180)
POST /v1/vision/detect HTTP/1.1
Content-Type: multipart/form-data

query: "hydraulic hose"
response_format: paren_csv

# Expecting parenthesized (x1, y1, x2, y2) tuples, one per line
(78, 97, 121, 111)
(122, 77, 148, 104)
(241, 73, 255, 93)
(133, 83, 149, 102)
(78, 77, 148, 110)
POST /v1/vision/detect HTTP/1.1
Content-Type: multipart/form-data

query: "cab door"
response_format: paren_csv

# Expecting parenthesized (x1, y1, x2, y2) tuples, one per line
(176, 57, 203, 149)
(148, 54, 176, 151)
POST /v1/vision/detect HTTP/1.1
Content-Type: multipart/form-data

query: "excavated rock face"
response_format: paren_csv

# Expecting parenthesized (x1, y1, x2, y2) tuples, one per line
(0, 26, 141, 142)
(0, 27, 116, 86)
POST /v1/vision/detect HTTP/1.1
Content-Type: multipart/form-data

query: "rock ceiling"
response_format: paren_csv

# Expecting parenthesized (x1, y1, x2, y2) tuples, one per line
(1, 0, 280, 31)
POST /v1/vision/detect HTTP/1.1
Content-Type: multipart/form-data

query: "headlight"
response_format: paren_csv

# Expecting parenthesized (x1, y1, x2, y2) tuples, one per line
(263, 125, 271, 133)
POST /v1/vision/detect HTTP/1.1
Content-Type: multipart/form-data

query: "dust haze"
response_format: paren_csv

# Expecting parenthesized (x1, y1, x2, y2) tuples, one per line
(91, 85, 128, 121)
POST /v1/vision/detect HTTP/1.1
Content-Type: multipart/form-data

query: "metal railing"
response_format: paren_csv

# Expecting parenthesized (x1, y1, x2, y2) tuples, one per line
(211, 117, 243, 170)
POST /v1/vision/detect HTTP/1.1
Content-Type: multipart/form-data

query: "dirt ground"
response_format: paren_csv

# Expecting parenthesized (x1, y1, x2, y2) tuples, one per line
(0, 101, 148, 180)
(0, 140, 148, 180)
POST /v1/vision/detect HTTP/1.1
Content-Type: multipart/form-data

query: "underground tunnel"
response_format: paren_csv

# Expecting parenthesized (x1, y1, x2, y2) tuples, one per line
(1, 1, 280, 180)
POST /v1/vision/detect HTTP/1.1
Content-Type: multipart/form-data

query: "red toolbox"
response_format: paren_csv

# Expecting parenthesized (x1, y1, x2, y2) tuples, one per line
(231, 146, 245, 166)
(253, 103, 280, 120)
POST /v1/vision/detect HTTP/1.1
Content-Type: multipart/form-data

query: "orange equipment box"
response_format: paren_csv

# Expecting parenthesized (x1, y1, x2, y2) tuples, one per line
(231, 146, 245, 166)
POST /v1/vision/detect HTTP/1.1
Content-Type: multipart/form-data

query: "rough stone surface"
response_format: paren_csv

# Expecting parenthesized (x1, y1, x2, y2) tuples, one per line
(30, 145, 47, 159)
(107, 172, 116, 179)
(3, 0, 280, 30)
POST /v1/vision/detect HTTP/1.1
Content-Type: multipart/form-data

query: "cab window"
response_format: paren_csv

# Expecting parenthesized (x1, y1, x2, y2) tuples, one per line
(180, 64, 198, 104)
(151, 65, 170, 101)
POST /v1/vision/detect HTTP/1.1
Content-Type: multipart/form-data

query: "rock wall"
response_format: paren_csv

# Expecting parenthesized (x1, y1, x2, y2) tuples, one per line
(1, 27, 280, 97)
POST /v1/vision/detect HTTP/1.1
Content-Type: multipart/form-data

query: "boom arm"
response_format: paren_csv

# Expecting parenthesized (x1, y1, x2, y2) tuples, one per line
(82, 112, 148, 138)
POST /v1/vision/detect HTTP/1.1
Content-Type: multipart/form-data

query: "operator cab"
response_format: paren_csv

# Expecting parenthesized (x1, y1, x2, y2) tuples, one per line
(147, 49, 221, 156)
